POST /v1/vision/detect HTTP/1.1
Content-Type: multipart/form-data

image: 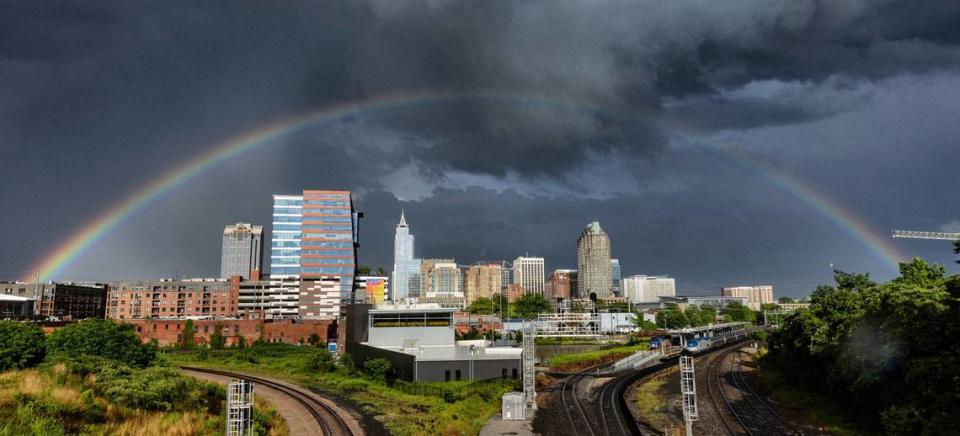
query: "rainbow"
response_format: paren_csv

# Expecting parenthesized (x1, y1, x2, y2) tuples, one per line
(720, 148, 907, 272)
(24, 90, 906, 281)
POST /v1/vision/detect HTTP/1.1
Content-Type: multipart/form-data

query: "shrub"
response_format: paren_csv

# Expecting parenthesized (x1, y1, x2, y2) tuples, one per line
(365, 358, 392, 383)
(95, 365, 224, 413)
(46, 319, 156, 368)
(306, 349, 336, 373)
(0, 321, 46, 371)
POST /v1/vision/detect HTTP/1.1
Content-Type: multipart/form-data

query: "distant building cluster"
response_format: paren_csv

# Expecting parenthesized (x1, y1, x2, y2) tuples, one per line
(722, 285, 775, 310)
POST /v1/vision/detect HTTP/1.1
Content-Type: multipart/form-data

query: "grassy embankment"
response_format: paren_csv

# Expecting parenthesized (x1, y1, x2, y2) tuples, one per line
(544, 342, 648, 370)
(168, 344, 516, 436)
(755, 364, 867, 436)
(0, 363, 286, 436)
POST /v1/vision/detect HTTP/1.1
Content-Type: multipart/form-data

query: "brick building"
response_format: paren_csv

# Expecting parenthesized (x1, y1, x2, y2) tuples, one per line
(107, 278, 238, 320)
(119, 318, 335, 347)
(1, 281, 107, 320)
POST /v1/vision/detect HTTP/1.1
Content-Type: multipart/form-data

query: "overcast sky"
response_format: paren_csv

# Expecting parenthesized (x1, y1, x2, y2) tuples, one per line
(3, 1, 959, 297)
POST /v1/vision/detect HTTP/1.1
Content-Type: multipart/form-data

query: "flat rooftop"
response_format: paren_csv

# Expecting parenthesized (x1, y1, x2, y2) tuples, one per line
(365, 342, 523, 362)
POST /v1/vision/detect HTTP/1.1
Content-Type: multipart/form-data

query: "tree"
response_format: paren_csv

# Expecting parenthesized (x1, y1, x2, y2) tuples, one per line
(685, 305, 705, 326)
(181, 319, 195, 349)
(209, 323, 225, 350)
(721, 302, 756, 323)
(700, 306, 718, 325)
(357, 265, 371, 275)
(365, 358, 392, 383)
(893, 257, 945, 288)
(46, 319, 156, 367)
(511, 293, 549, 319)
(490, 293, 509, 316)
(375, 266, 386, 276)
(466, 297, 495, 315)
(759, 303, 781, 312)
(0, 321, 46, 371)
(655, 305, 688, 329)
(308, 333, 322, 347)
(632, 316, 657, 331)
(778, 296, 795, 304)
(307, 348, 336, 372)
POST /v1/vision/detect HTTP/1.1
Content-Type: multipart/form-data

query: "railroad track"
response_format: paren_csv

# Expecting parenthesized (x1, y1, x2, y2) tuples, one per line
(708, 348, 797, 435)
(560, 371, 598, 436)
(181, 366, 355, 436)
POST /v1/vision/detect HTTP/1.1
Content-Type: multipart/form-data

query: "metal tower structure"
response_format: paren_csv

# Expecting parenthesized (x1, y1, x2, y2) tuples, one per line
(522, 321, 537, 411)
(892, 230, 960, 241)
(226, 378, 254, 436)
(679, 356, 698, 436)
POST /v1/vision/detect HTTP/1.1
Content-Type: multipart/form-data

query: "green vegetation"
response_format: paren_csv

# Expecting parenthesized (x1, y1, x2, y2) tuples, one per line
(46, 319, 157, 368)
(466, 296, 496, 315)
(168, 343, 516, 435)
(764, 257, 960, 434)
(545, 343, 647, 368)
(0, 319, 287, 435)
(633, 374, 676, 431)
(510, 293, 550, 318)
(653, 304, 721, 329)
(720, 301, 755, 323)
(0, 321, 46, 371)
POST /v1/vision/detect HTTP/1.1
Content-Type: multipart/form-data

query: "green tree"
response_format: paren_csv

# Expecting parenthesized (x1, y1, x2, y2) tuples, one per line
(685, 305, 705, 326)
(632, 316, 657, 331)
(893, 257, 945, 288)
(365, 358, 392, 382)
(466, 297, 495, 315)
(46, 319, 156, 367)
(209, 323, 225, 350)
(181, 319, 195, 349)
(307, 348, 336, 372)
(0, 321, 46, 371)
(376, 266, 386, 276)
(778, 296, 795, 304)
(308, 333, 322, 347)
(655, 305, 688, 329)
(759, 303, 781, 312)
(357, 265, 371, 275)
(700, 306, 718, 325)
(721, 302, 756, 323)
(511, 293, 550, 319)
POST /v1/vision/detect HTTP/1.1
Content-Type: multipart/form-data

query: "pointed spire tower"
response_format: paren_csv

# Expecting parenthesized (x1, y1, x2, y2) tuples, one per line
(392, 209, 420, 301)
(398, 209, 408, 228)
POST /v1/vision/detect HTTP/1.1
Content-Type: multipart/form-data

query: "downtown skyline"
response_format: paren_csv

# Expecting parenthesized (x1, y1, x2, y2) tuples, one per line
(3, 2, 960, 298)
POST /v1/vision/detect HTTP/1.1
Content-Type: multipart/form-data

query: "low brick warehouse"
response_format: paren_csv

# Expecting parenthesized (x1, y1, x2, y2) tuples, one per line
(119, 318, 335, 347)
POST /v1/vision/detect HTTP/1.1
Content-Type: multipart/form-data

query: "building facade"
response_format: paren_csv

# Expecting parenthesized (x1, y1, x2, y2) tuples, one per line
(547, 269, 576, 302)
(611, 259, 621, 296)
(391, 211, 422, 300)
(270, 190, 359, 319)
(622, 275, 676, 303)
(120, 318, 333, 347)
(107, 278, 237, 320)
(721, 286, 774, 310)
(220, 223, 264, 280)
(512, 256, 544, 295)
(577, 221, 613, 299)
(463, 262, 502, 305)
(2, 281, 107, 320)
(355, 276, 389, 304)
(420, 259, 463, 302)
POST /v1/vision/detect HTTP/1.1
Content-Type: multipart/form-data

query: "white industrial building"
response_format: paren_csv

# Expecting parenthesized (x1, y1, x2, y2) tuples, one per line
(622, 275, 676, 303)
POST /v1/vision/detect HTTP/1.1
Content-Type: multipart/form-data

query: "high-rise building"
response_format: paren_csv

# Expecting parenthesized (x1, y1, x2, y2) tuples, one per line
(501, 262, 513, 292)
(610, 259, 621, 296)
(391, 211, 422, 301)
(721, 285, 774, 310)
(420, 259, 462, 297)
(269, 190, 359, 319)
(221, 223, 264, 280)
(512, 256, 545, 295)
(464, 262, 502, 305)
(577, 221, 612, 299)
(622, 275, 676, 303)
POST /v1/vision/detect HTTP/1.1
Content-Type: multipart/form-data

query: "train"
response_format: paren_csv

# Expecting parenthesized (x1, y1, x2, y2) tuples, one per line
(683, 330, 752, 354)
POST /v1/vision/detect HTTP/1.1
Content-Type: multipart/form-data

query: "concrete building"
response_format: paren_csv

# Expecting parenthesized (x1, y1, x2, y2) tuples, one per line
(236, 278, 298, 319)
(512, 256, 544, 295)
(419, 259, 464, 308)
(611, 259, 621, 296)
(2, 281, 107, 320)
(463, 262, 502, 305)
(220, 223, 264, 280)
(391, 211, 421, 300)
(0, 294, 34, 318)
(547, 269, 576, 302)
(722, 286, 774, 310)
(622, 275, 676, 303)
(343, 303, 522, 382)
(355, 276, 389, 304)
(107, 278, 238, 320)
(577, 221, 613, 299)
(500, 263, 512, 292)
(270, 190, 360, 319)
(659, 295, 749, 310)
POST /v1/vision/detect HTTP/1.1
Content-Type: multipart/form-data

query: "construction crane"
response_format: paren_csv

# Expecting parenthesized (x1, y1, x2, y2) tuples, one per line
(892, 230, 960, 241)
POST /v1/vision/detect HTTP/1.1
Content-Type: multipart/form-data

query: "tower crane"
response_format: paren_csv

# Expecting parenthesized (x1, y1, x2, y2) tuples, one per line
(892, 230, 960, 241)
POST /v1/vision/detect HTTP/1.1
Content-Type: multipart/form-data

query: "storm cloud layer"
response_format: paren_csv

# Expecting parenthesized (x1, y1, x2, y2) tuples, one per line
(2, 1, 959, 295)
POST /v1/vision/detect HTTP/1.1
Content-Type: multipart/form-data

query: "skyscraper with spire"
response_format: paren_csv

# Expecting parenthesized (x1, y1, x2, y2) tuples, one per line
(392, 211, 422, 300)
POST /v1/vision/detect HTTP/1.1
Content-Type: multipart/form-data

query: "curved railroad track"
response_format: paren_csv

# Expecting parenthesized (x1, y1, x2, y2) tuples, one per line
(181, 366, 356, 436)
(708, 348, 797, 435)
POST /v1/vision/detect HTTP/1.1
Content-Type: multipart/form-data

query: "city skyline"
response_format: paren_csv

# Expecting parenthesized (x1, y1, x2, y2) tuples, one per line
(4, 3, 960, 299)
